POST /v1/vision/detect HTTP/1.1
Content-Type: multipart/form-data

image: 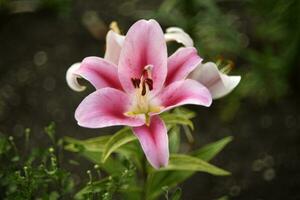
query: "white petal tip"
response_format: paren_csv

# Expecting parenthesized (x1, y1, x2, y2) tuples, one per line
(66, 62, 86, 92)
(165, 27, 194, 47)
(212, 75, 241, 99)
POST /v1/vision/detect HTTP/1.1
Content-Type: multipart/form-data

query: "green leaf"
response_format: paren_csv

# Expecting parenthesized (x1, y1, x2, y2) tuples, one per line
(75, 177, 142, 200)
(64, 136, 127, 174)
(81, 151, 126, 174)
(101, 127, 137, 163)
(64, 135, 110, 152)
(159, 154, 230, 176)
(169, 126, 181, 153)
(44, 122, 56, 144)
(64, 132, 138, 158)
(170, 188, 182, 200)
(75, 178, 109, 199)
(192, 136, 233, 161)
(161, 113, 194, 130)
(64, 130, 144, 173)
(173, 107, 196, 119)
(146, 137, 233, 200)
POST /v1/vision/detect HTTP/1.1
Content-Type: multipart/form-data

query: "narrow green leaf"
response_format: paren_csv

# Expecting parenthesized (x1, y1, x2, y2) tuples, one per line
(171, 188, 182, 200)
(192, 136, 233, 161)
(161, 114, 194, 130)
(75, 178, 142, 200)
(64, 136, 127, 174)
(82, 151, 126, 174)
(174, 107, 196, 119)
(64, 135, 110, 152)
(159, 154, 230, 176)
(75, 178, 109, 199)
(146, 137, 233, 200)
(169, 126, 181, 153)
(101, 128, 137, 163)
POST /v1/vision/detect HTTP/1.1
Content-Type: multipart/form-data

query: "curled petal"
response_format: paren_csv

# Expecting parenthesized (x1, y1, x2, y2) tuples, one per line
(118, 19, 168, 94)
(191, 62, 241, 99)
(66, 62, 86, 92)
(104, 30, 125, 65)
(75, 88, 145, 128)
(164, 27, 194, 47)
(77, 57, 123, 90)
(165, 47, 202, 85)
(133, 115, 169, 169)
(158, 79, 212, 113)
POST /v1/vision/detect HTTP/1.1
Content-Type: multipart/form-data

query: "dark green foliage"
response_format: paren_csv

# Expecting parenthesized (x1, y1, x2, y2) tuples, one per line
(75, 163, 139, 200)
(0, 99, 232, 200)
(140, 0, 300, 119)
(65, 108, 233, 200)
(0, 124, 74, 200)
(38, 0, 72, 16)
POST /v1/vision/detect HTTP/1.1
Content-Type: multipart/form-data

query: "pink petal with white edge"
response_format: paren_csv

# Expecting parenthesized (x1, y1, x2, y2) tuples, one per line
(66, 62, 86, 92)
(133, 115, 169, 169)
(104, 30, 125, 65)
(75, 88, 145, 128)
(118, 19, 168, 94)
(158, 79, 212, 112)
(191, 62, 241, 99)
(165, 47, 202, 86)
(76, 57, 123, 90)
(164, 27, 194, 47)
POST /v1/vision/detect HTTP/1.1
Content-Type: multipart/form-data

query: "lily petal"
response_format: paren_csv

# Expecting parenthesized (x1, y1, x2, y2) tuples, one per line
(133, 115, 169, 169)
(164, 27, 194, 47)
(191, 62, 241, 99)
(104, 30, 125, 65)
(75, 88, 145, 128)
(165, 47, 202, 86)
(66, 62, 86, 92)
(158, 79, 212, 112)
(118, 19, 168, 94)
(77, 56, 123, 90)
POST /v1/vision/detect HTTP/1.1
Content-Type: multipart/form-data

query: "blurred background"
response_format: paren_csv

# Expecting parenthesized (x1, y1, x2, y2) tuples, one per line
(0, 0, 299, 199)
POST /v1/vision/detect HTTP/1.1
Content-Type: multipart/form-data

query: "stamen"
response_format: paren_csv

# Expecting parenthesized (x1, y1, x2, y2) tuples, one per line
(135, 79, 141, 87)
(131, 78, 141, 88)
(131, 78, 135, 88)
(141, 81, 146, 96)
(145, 78, 153, 91)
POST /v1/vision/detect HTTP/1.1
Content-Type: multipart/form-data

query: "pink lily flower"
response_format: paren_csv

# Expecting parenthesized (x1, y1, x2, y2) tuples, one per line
(69, 19, 212, 169)
(67, 24, 240, 100)
(66, 25, 194, 92)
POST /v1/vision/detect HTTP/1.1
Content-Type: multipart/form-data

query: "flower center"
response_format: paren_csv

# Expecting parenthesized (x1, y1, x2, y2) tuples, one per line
(125, 65, 161, 125)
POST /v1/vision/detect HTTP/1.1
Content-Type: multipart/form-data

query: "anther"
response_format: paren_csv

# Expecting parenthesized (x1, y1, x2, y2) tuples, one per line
(131, 78, 141, 88)
(141, 81, 146, 96)
(145, 78, 153, 91)
(131, 78, 136, 88)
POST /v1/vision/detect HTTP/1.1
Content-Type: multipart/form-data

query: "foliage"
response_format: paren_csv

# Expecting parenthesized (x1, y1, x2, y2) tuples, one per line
(64, 108, 233, 200)
(135, 0, 300, 121)
(0, 123, 74, 200)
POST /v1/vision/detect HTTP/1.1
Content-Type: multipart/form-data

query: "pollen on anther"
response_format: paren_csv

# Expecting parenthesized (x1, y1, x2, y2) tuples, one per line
(131, 78, 140, 88)
(141, 81, 146, 96)
(145, 78, 153, 91)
